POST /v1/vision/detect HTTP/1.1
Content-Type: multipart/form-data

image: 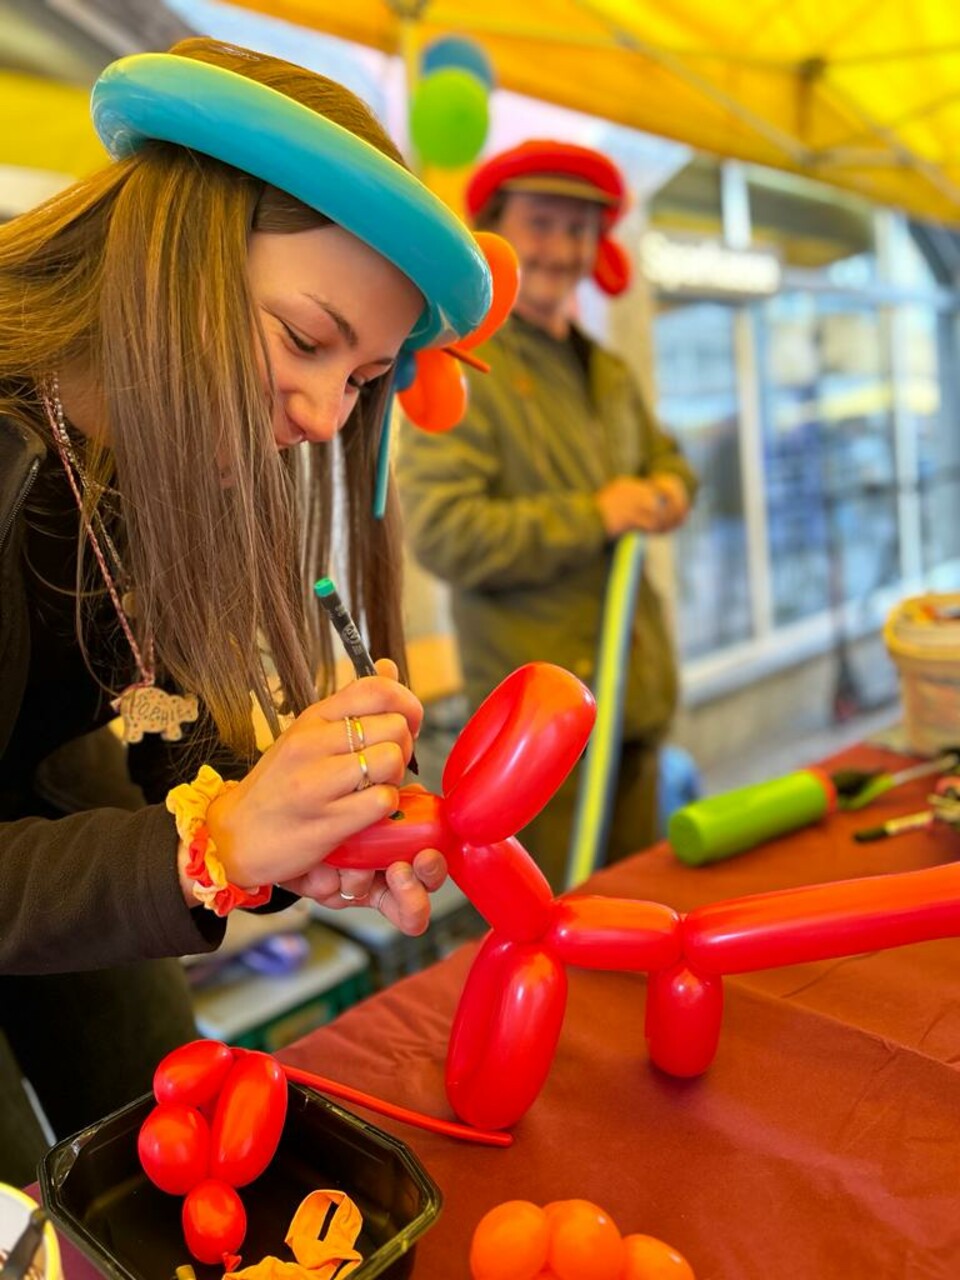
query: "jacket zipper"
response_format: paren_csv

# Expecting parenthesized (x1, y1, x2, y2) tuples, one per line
(0, 455, 40, 549)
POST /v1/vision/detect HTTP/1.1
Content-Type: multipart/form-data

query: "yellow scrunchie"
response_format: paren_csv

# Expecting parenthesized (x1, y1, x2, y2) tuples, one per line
(166, 766, 270, 915)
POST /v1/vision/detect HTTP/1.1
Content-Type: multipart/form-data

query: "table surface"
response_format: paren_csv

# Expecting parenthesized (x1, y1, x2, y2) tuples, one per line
(277, 743, 960, 1280)
(52, 742, 960, 1280)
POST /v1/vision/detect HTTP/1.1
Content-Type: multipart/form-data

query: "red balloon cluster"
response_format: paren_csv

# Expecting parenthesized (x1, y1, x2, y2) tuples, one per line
(137, 1041, 288, 1265)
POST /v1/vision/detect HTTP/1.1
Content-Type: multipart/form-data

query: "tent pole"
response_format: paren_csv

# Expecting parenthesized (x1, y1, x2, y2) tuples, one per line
(391, 1, 425, 175)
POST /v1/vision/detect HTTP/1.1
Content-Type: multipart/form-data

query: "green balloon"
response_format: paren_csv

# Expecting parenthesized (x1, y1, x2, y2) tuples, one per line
(410, 68, 489, 169)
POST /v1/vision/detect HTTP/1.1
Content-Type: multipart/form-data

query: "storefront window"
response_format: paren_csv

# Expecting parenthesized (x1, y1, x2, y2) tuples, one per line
(646, 160, 960, 687)
(903, 306, 960, 575)
(758, 293, 899, 627)
(653, 301, 751, 657)
(889, 220, 940, 288)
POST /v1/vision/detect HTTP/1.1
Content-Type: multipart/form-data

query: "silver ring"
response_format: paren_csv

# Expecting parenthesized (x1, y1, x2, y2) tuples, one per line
(355, 750, 372, 790)
(372, 885, 388, 912)
(339, 889, 359, 902)
(344, 715, 355, 753)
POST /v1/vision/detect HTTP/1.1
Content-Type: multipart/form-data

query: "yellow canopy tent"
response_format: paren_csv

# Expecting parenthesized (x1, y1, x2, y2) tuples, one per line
(229, 0, 960, 227)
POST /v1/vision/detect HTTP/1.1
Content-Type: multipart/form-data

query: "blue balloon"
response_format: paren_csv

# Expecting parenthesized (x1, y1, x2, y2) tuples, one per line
(422, 36, 495, 92)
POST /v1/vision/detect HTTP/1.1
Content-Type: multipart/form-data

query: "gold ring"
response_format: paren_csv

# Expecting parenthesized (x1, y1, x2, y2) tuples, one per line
(352, 716, 366, 749)
(344, 715, 355, 753)
(356, 751, 372, 790)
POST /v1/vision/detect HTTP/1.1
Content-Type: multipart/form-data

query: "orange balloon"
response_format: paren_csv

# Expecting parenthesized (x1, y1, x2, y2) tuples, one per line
(460, 231, 520, 350)
(621, 1234, 696, 1279)
(398, 348, 468, 433)
(543, 1200, 625, 1280)
(470, 1200, 550, 1280)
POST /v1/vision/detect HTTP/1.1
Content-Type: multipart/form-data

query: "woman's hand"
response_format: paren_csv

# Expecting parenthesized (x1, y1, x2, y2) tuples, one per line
(199, 659, 447, 935)
(285, 847, 448, 937)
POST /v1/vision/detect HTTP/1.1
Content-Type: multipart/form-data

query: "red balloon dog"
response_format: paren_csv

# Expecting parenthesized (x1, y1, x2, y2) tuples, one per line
(331, 661, 960, 1126)
(329, 662, 684, 1129)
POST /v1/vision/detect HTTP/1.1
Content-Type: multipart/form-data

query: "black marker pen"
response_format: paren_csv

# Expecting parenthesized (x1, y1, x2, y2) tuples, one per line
(314, 576, 419, 774)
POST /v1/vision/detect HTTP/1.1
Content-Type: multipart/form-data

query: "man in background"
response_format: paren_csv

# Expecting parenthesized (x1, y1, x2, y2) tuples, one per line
(397, 140, 697, 891)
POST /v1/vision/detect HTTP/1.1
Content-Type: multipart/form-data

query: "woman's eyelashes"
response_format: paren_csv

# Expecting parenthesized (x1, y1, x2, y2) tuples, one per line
(280, 320, 319, 354)
(278, 320, 389, 391)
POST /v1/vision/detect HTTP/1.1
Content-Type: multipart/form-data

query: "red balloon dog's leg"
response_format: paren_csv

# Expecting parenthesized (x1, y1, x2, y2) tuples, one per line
(645, 961, 723, 1079)
(446, 932, 567, 1130)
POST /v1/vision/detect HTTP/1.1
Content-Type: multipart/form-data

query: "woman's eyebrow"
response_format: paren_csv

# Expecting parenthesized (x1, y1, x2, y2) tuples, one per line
(301, 293, 358, 348)
(298, 293, 398, 368)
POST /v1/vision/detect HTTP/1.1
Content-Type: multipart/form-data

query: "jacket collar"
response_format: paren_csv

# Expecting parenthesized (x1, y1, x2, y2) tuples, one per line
(0, 416, 46, 547)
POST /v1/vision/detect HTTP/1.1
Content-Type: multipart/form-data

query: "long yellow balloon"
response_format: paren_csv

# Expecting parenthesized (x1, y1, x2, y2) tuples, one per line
(0, 71, 105, 177)
(421, 162, 472, 219)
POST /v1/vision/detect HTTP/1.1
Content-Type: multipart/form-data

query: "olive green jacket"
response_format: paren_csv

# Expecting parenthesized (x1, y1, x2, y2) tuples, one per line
(396, 316, 698, 743)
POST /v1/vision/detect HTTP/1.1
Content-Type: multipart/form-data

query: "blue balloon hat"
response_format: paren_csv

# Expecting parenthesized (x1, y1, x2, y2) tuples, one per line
(90, 53, 492, 352)
(421, 36, 495, 91)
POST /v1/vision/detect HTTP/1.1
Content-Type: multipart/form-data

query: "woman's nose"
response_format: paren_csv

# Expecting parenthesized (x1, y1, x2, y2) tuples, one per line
(287, 380, 350, 443)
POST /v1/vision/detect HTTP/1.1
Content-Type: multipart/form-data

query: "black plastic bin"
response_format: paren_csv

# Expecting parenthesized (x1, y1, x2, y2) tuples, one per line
(40, 1082, 441, 1280)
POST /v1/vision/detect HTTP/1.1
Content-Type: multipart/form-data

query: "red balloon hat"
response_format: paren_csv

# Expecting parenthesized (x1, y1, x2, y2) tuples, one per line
(465, 140, 632, 296)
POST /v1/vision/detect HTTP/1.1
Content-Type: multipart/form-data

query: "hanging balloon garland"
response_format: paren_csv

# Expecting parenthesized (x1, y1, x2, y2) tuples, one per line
(392, 37, 519, 432)
(409, 35, 494, 171)
(410, 34, 494, 220)
(384, 37, 518, 447)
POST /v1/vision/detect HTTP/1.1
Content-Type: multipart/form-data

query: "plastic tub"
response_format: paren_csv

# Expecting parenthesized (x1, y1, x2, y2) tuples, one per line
(39, 1083, 441, 1280)
(884, 593, 960, 755)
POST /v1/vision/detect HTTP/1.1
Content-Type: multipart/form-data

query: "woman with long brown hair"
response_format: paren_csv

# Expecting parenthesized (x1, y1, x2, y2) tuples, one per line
(0, 37, 492, 1177)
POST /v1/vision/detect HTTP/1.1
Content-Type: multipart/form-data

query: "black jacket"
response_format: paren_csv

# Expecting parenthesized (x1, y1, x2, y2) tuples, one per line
(0, 415, 226, 973)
